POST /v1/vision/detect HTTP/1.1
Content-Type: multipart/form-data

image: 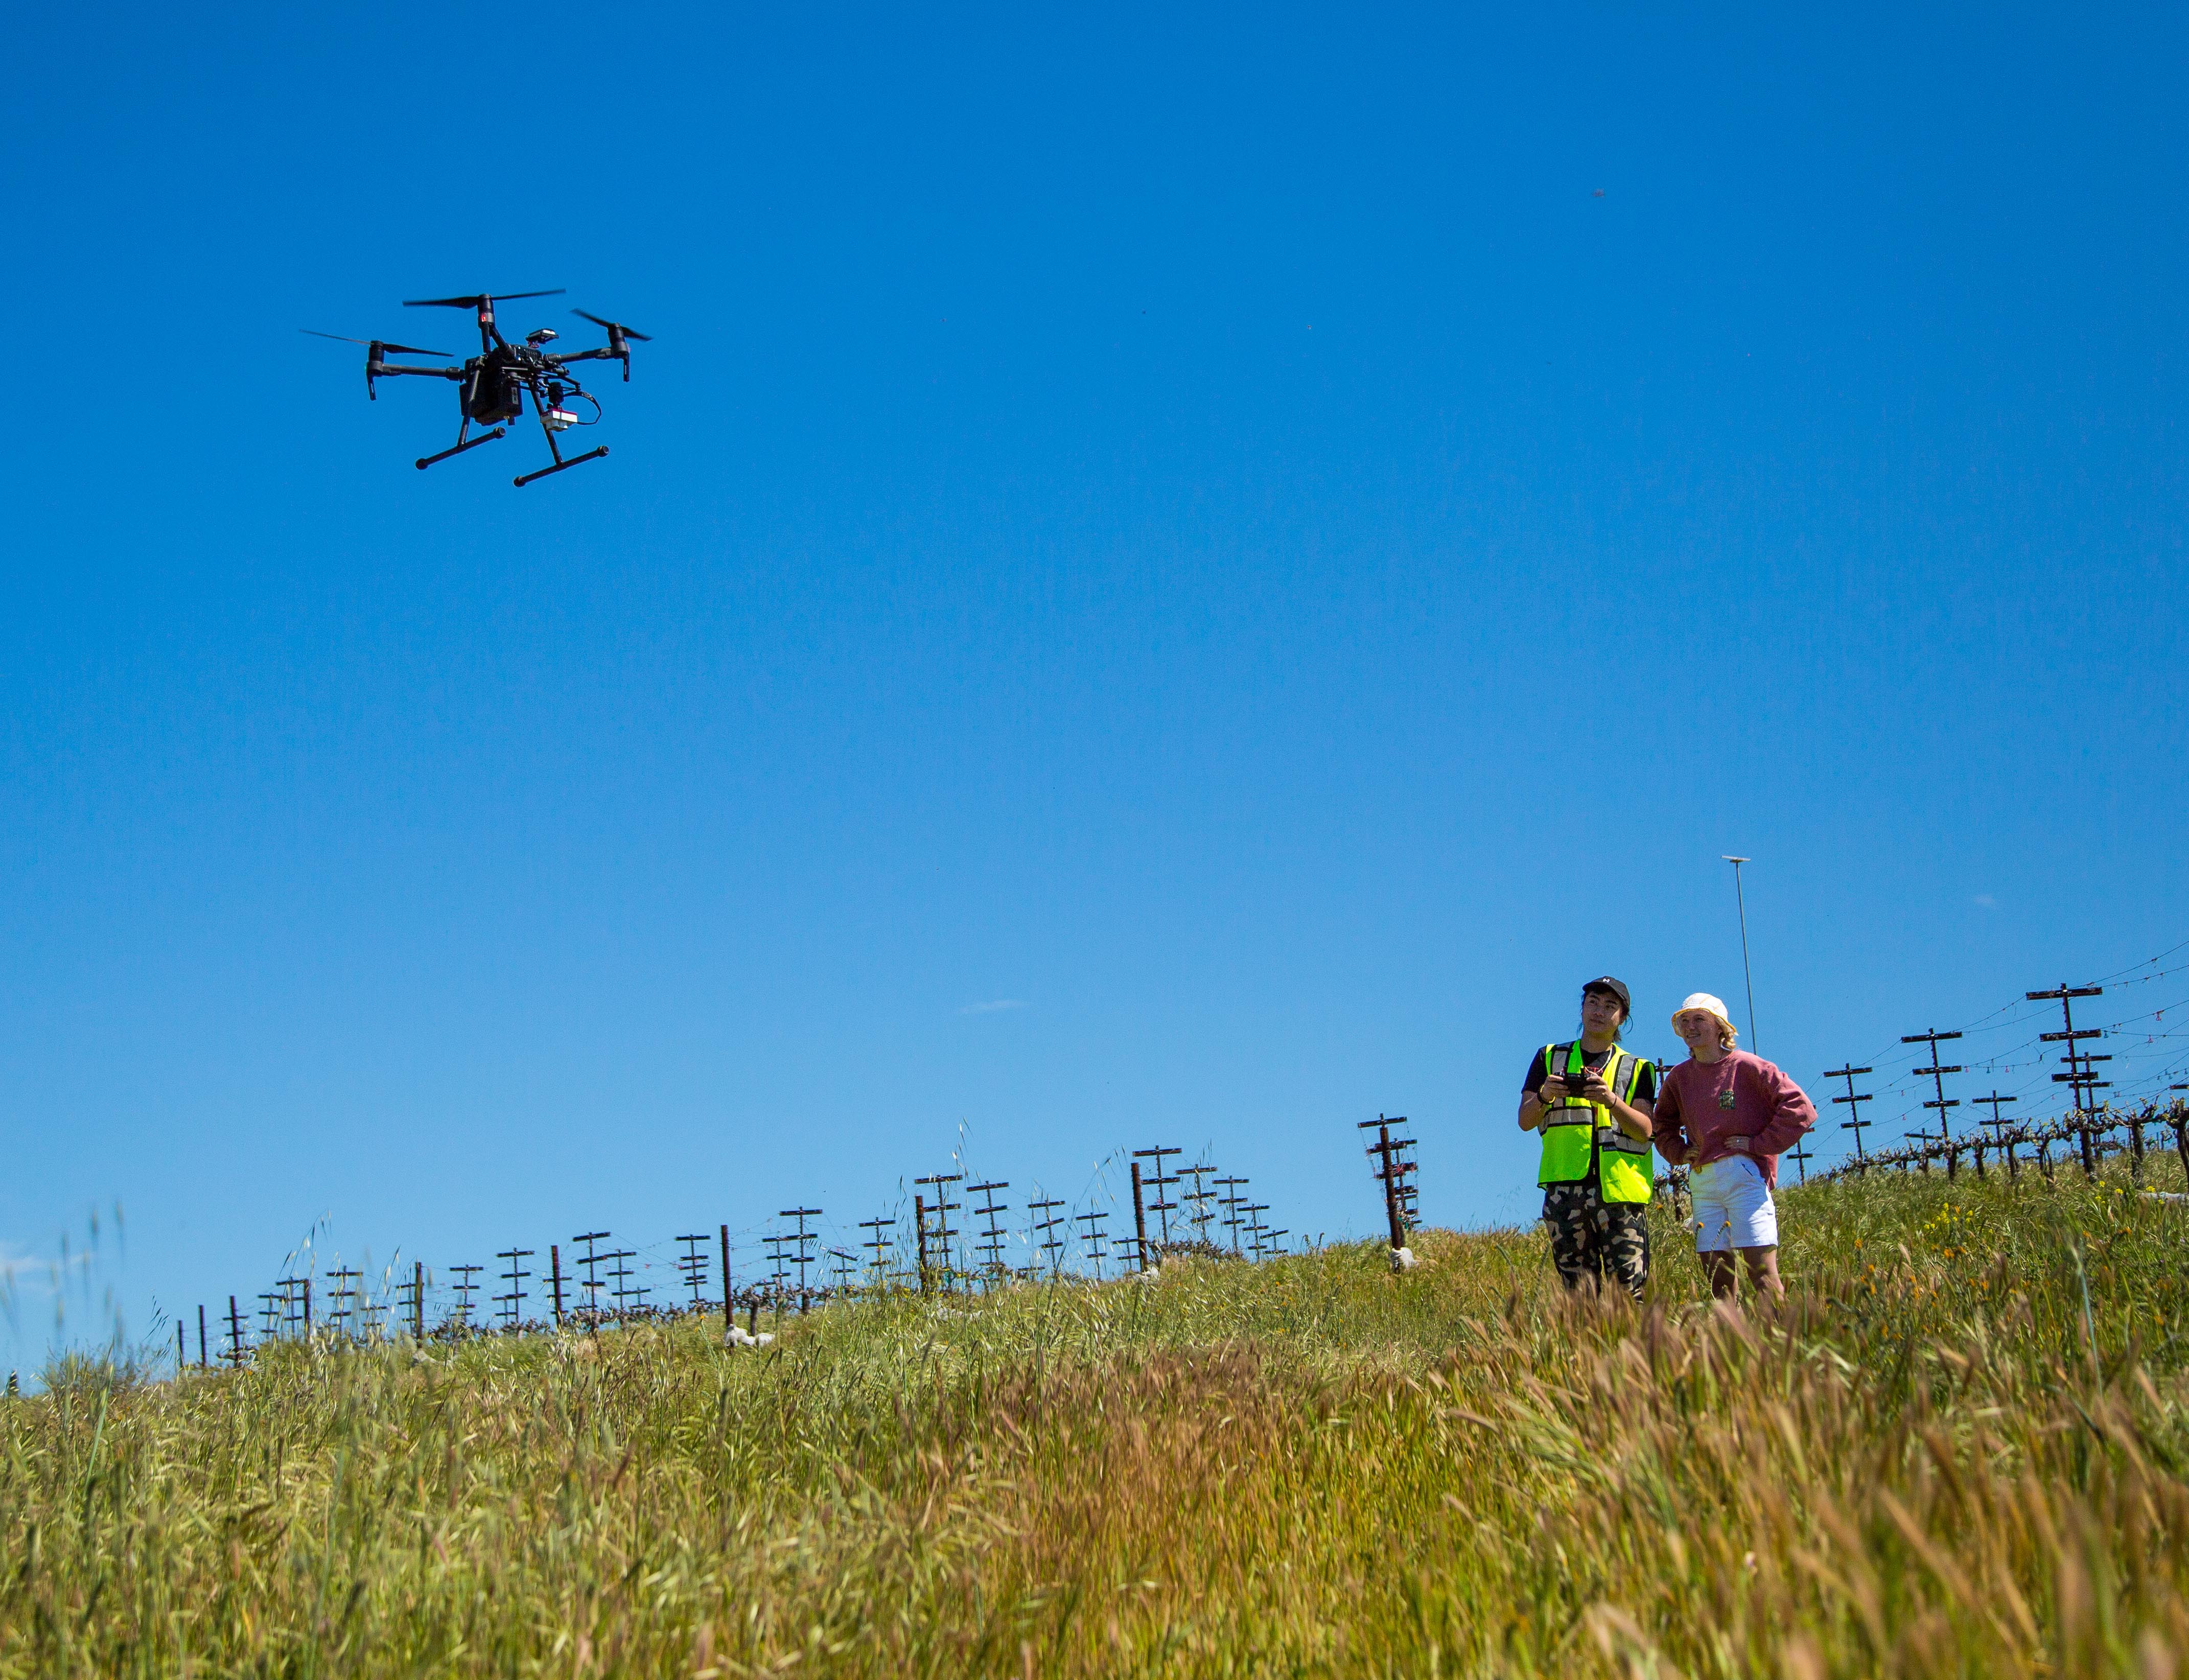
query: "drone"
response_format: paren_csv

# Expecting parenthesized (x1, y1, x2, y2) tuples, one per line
(304, 289, 648, 486)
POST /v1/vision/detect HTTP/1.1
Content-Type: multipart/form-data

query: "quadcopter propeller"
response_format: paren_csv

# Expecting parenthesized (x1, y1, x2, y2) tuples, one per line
(403, 288, 567, 308)
(300, 329, 452, 356)
(572, 308, 652, 342)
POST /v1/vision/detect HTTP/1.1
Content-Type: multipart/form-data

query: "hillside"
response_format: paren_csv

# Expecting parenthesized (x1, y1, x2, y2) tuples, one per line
(5, 1161, 2188, 1677)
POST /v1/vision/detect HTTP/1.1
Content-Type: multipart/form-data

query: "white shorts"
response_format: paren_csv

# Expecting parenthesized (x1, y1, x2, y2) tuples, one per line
(1691, 1155, 1778, 1252)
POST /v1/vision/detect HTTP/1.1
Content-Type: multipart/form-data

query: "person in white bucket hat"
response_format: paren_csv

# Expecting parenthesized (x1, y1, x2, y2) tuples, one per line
(1652, 992, 1817, 1304)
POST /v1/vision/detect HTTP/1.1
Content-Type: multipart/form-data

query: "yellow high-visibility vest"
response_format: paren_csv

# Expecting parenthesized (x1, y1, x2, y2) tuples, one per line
(1536, 1042, 1656, 1203)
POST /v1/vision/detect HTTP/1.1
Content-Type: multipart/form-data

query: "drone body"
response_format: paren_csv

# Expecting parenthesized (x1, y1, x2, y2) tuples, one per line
(305, 289, 649, 486)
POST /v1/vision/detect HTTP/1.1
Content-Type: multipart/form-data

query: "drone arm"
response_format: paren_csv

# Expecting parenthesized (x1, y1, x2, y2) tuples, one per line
(546, 344, 631, 383)
(367, 361, 465, 380)
(549, 325, 637, 382)
(543, 347, 627, 380)
(363, 357, 463, 403)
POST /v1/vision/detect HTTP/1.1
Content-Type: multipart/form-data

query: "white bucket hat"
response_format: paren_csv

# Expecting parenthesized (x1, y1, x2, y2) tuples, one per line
(1672, 992, 1733, 1030)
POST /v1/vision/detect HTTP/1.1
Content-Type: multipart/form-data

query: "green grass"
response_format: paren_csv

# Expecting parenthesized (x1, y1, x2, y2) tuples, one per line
(6, 1158, 2189, 1676)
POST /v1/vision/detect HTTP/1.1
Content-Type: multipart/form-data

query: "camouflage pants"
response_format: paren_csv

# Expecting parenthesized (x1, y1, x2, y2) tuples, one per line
(1542, 1182, 1649, 1301)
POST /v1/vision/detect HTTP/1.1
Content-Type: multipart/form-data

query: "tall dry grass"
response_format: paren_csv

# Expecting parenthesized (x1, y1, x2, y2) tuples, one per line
(2, 1160, 2185, 1676)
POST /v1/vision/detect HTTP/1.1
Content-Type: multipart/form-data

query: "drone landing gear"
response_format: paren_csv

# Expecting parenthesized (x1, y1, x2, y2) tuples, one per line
(514, 446, 608, 488)
(415, 426, 506, 470)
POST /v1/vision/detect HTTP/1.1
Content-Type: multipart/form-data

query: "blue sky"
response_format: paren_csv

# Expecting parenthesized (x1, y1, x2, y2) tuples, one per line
(3, 1, 2185, 1366)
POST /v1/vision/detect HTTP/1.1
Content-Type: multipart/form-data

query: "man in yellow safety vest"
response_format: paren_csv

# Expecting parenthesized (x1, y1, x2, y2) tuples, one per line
(1516, 976, 1658, 1299)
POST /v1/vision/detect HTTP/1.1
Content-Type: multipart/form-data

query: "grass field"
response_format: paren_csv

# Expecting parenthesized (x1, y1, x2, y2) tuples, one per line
(5, 1158, 2188, 1677)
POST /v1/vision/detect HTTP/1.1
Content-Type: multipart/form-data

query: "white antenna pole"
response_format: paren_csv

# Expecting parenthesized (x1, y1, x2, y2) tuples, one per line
(1722, 855, 1758, 1051)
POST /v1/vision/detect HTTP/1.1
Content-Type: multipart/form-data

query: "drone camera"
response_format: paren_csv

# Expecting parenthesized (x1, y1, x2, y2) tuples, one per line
(525, 328, 559, 345)
(545, 408, 580, 431)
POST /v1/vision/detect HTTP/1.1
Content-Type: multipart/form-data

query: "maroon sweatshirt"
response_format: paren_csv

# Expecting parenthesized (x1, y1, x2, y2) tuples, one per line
(1652, 1050, 1817, 1191)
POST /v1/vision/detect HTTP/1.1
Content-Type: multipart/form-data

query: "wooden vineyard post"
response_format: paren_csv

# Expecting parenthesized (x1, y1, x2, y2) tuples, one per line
(1358, 1116, 1412, 1250)
(719, 1225, 733, 1332)
(779, 1209, 822, 1311)
(1131, 1148, 1182, 1248)
(966, 1183, 1010, 1284)
(914, 1175, 963, 1290)
(858, 1216, 896, 1286)
(570, 1232, 610, 1329)
(914, 1195, 930, 1295)
(1130, 1161, 1150, 1271)
(1901, 1030, 1964, 1174)
(672, 1234, 711, 1313)
(1075, 1209, 1109, 1278)
(1976, 1094, 2019, 1183)
(1827, 1064, 1874, 1174)
(449, 1266, 483, 1330)
(495, 1249, 533, 1331)
(2031, 984, 2108, 1176)
(1027, 1199, 1066, 1275)
(1213, 1178, 1249, 1254)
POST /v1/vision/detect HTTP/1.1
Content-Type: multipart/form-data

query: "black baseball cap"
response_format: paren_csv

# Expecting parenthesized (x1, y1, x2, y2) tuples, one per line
(1581, 976, 1631, 1015)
